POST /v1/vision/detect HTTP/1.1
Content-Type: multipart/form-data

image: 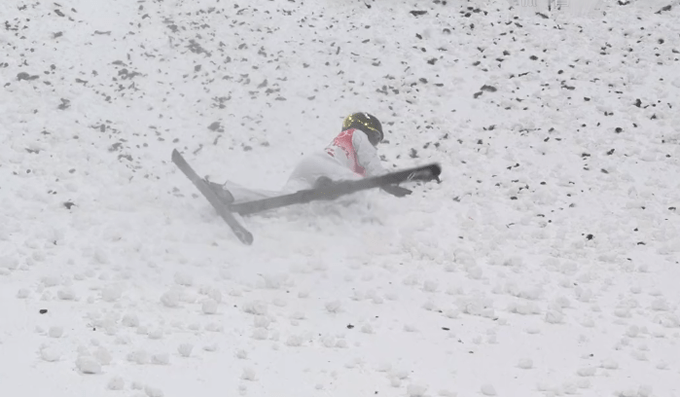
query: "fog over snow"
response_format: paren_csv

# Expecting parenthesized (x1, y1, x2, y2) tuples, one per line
(1, 0, 679, 396)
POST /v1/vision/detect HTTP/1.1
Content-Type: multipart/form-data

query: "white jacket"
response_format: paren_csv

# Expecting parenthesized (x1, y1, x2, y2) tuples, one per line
(324, 128, 385, 177)
(223, 129, 387, 202)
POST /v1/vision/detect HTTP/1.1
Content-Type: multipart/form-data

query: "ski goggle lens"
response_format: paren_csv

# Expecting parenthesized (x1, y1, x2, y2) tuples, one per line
(363, 124, 383, 146)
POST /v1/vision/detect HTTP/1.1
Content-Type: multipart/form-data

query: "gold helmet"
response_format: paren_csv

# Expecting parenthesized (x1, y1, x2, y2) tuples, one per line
(342, 112, 384, 146)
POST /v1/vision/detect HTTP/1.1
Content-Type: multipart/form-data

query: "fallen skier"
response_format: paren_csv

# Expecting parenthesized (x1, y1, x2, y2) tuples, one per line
(205, 112, 413, 204)
(171, 112, 441, 244)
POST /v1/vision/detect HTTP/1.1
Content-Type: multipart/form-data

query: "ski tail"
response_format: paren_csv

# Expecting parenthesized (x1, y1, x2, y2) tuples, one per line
(172, 149, 254, 245)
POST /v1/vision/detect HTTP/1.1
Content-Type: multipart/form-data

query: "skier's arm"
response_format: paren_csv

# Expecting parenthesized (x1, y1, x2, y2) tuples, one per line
(352, 132, 386, 177)
(352, 132, 412, 197)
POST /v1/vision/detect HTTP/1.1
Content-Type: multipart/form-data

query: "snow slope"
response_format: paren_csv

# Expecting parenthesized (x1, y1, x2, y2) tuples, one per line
(1, 0, 679, 396)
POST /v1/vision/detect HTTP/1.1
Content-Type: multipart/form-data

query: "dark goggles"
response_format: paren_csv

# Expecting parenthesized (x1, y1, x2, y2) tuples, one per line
(358, 121, 383, 146)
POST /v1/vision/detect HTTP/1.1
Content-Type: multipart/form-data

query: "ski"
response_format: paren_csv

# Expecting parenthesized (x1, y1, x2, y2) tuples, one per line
(230, 163, 441, 216)
(171, 149, 254, 245)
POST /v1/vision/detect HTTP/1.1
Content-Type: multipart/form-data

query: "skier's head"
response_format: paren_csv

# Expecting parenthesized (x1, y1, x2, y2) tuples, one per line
(342, 112, 384, 146)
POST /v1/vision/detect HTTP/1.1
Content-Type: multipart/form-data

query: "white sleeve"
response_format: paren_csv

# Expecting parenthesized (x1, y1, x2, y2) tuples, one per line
(352, 131, 386, 177)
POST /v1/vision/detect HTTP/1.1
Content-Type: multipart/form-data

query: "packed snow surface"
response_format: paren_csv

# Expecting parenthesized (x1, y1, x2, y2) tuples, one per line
(1, 0, 679, 396)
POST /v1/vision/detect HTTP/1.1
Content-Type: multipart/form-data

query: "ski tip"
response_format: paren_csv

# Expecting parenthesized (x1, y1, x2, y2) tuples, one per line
(418, 163, 442, 184)
(171, 148, 181, 161)
(239, 231, 254, 245)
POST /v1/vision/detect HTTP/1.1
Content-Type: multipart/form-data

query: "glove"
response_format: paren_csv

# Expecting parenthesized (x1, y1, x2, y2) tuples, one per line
(381, 185, 412, 197)
(314, 176, 334, 188)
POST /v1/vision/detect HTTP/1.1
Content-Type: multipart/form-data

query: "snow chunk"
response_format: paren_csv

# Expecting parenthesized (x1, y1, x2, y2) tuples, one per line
(203, 343, 218, 352)
(101, 285, 122, 302)
(205, 287, 222, 303)
(235, 349, 248, 359)
(480, 384, 497, 396)
(614, 308, 632, 318)
(148, 328, 163, 339)
(0, 256, 19, 271)
(615, 386, 652, 397)
(151, 353, 169, 365)
(202, 299, 218, 314)
(178, 344, 193, 357)
(467, 266, 483, 280)
(545, 310, 564, 324)
(40, 346, 61, 362)
(423, 281, 438, 292)
(575, 288, 593, 302)
(601, 359, 619, 370)
(242, 301, 268, 315)
(517, 359, 533, 369)
(174, 272, 193, 286)
(375, 362, 391, 372)
(391, 369, 409, 380)
(107, 376, 125, 390)
(525, 326, 541, 334)
(577, 367, 596, 377)
(626, 326, 640, 337)
(95, 347, 112, 365)
(563, 381, 579, 394)
(205, 323, 222, 333)
(145, 385, 164, 397)
(259, 273, 289, 289)
(127, 350, 149, 365)
(445, 308, 460, 319)
(57, 288, 76, 301)
(552, 296, 571, 309)
(650, 298, 670, 312)
(188, 323, 200, 331)
(253, 315, 271, 329)
(508, 302, 541, 316)
(654, 313, 680, 328)
(160, 290, 181, 308)
(407, 384, 428, 397)
(76, 356, 102, 374)
(422, 301, 438, 312)
(122, 313, 140, 327)
(48, 326, 63, 338)
(272, 298, 287, 307)
(251, 329, 268, 340)
(290, 311, 305, 320)
(325, 300, 342, 313)
(241, 367, 257, 381)
(638, 385, 653, 397)
(286, 335, 304, 347)
(94, 248, 109, 264)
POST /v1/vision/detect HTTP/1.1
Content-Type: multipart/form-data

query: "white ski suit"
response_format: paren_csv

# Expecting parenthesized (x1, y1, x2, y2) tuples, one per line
(224, 129, 386, 203)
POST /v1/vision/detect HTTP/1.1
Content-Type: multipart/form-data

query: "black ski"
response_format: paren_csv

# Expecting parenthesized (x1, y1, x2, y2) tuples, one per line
(171, 149, 254, 245)
(230, 163, 441, 216)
